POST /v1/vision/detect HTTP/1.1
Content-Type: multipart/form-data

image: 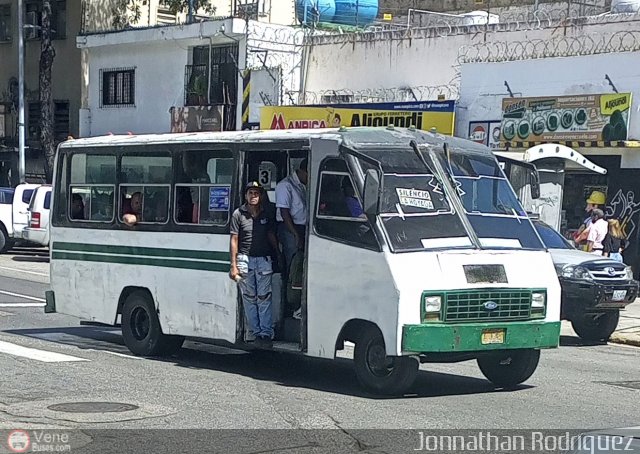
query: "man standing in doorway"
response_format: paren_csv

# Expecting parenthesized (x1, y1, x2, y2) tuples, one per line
(275, 158, 308, 318)
(230, 182, 279, 348)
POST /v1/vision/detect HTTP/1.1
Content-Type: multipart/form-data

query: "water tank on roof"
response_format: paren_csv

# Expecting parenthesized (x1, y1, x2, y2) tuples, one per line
(459, 11, 500, 26)
(333, 0, 379, 26)
(295, 0, 336, 24)
(611, 0, 640, 13)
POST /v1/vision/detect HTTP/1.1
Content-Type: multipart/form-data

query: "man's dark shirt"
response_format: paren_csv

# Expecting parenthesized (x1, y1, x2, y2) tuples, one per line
(230, 203, 275, 257)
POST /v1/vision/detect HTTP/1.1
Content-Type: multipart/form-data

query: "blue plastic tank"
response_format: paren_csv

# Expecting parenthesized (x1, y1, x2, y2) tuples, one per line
(333, 0, 379, 26)
(295, 0, 337, 24)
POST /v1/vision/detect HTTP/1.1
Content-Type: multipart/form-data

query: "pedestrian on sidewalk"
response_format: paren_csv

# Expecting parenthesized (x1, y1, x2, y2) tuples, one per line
(229, 182, 280, 349)
(604, 219, 627, 263)
(586, 209, 608, 255)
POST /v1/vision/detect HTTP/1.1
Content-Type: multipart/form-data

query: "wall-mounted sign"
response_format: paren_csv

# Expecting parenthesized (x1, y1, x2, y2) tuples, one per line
(469, 120, 502, 149)
(500, 93, 632, 145)
(260, 101, 456, 136)
(170, 105, 224, 133)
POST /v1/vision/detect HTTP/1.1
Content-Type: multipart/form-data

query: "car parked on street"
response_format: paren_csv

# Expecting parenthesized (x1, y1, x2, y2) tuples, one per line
(0, 183, 40, 252)
(24, 185, 52, 247)
(533, 219, 639, 341)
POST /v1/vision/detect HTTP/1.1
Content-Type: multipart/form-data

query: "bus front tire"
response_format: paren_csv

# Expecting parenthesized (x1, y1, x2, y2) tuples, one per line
(121, 291, 184, 357)
(353, 326, 418, 396)
(477, 348, 540, 389)
(571, 311, 619, 342)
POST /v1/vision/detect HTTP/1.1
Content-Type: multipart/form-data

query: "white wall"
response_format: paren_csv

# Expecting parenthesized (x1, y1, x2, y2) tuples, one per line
(303, 18, 635, 100)
(457, 51, 640, 143)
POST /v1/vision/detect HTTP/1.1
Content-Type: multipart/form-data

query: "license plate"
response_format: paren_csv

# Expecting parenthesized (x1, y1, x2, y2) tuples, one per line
(612, 290, 627, 301)
(481, 329, 505, 345)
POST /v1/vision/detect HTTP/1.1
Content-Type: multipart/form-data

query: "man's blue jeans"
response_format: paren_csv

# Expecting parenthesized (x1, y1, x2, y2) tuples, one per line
(237, 255, 274, 340)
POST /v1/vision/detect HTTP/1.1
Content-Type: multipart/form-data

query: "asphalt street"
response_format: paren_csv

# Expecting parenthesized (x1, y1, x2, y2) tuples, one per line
(0, 247, 638, 439)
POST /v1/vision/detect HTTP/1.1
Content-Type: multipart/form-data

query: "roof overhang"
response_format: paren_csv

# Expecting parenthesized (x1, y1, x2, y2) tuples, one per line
(495, 143, 607, 174)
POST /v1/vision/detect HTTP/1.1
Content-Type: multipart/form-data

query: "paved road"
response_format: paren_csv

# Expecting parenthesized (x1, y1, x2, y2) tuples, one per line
(0, 248, 639, 438)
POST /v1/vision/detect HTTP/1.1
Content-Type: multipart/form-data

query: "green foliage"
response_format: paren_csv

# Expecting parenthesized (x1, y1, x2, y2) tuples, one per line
(161, 0, 216, 15)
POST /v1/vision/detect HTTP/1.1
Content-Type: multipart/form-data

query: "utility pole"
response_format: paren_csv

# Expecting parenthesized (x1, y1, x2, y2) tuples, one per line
(17, 0, 26, 183)
(188, 0, 194, 23)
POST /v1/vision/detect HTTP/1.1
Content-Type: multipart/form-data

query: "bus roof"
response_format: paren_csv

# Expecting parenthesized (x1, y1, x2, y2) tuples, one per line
(58, 127, 492, 156)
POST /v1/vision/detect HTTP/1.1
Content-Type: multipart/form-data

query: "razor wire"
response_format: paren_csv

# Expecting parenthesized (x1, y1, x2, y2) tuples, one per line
(287, 85, 459, 106)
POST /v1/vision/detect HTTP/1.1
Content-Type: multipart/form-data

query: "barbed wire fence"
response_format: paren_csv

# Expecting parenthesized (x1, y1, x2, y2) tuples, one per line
(288, 85, 460, 105)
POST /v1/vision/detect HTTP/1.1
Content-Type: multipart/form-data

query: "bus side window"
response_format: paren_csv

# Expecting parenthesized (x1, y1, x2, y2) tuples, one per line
(314, 159, 379, 250)
(175, 149, 233, 227)
(68, 153, 116, 223)
(119, 154, 172, 225)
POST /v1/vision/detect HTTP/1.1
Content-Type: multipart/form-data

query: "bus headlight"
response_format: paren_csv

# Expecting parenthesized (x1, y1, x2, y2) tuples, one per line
(531, 292, 546, 308)
(424, 296, 442, 312)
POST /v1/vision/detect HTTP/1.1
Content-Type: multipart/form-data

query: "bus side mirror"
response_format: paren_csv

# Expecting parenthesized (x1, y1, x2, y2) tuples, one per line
(530, 169, 541, 199)
(363, 169, 381, 216)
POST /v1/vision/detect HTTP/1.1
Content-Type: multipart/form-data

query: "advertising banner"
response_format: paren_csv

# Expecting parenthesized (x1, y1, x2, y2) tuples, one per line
(469, 120, 502, 149)
(170, 106, 224, 133)
(260, 101, 456, 136)
(500, 93, 632, 144)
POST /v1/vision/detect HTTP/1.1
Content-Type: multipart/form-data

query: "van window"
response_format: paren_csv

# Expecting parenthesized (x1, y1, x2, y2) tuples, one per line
(175, 150, 233, 226)
(119, 155, 172, 224)
(0, 189, 13, 204)
(69, 153, 116, 222)
(22, 189, 34, 204)
(314, 158, 379, 250)
(44, 191, 51, 210)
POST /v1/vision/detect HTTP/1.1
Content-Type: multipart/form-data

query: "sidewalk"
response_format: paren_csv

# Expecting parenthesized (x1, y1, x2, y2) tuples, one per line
(609, 298, 640, 347)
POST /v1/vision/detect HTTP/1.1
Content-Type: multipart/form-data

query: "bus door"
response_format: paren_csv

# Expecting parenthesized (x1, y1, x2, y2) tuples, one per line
(240, 144, 307, 343)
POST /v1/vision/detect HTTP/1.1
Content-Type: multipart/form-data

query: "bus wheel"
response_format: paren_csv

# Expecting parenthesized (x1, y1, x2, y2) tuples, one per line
(477, 349, 540, 389)
(571, 312, 619, 342)
(354, 326, 418, 396)
(121, 291, 184, 357)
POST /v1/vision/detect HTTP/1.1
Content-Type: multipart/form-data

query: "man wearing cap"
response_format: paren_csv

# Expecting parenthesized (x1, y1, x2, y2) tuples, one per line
(275, 158, 309, 313)
(230, 182, 279, 348)
(587, 208, 608, 255)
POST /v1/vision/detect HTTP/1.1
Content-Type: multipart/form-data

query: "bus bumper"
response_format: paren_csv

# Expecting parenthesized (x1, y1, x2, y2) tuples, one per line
(401, 321, 560, 353)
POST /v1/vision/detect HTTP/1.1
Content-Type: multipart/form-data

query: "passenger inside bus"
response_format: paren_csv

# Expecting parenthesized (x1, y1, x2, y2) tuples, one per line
(122, 192, 143, 226)
(70, 193, 85, 220)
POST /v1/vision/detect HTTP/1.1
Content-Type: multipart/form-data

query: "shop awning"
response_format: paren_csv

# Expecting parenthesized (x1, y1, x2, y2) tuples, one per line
(494, 143, 607, 174)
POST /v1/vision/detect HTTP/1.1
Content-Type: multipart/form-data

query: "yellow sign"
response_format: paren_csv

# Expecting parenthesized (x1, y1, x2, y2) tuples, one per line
(600, 93, 631, 116)
(383, 13, 393, 21)
(260, 102, 456, 136)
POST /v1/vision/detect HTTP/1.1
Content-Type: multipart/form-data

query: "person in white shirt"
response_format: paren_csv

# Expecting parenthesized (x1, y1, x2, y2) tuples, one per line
(587, 209, 608, 255)
(275, 158, 308, 317)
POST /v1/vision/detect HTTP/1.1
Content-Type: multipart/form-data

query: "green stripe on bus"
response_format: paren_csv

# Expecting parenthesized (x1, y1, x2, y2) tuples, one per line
(52, 242, 229, 262)
(51, 251, 229, 273)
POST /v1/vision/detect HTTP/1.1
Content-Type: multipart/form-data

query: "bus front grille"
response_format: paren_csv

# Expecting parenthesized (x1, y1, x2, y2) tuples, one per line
(444, 290, 532, 322)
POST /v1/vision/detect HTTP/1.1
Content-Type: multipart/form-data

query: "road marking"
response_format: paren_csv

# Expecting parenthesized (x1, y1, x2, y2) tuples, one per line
(0, 303, 45, 308)
(0, 265, 48, 277)
(0, 310, 13, 316)
(0, 290, 46, 302)
(91, 350, 143, 360)
(0, 340, 89, 362)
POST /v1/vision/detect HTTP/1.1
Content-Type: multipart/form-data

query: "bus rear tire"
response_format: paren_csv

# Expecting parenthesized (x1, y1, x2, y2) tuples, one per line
(477, 349, 540, 389)
(354, 326, 418, 396)
(121, 291, 184, 357)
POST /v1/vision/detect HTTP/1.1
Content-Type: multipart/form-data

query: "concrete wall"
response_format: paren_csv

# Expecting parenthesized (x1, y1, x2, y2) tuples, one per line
(457, 51, 640, 150)
(379, 0, 610, 14)
(303, 17, 635, 101)
(0, 0, 83, 139)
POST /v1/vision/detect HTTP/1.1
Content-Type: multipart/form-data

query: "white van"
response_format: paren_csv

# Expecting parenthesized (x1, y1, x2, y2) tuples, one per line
(24, 185, 52, 247)
(0, 183, 40, 252)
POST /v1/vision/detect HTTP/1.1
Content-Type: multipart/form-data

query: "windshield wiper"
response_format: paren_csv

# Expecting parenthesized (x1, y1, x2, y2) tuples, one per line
(409, 141, 482, 250)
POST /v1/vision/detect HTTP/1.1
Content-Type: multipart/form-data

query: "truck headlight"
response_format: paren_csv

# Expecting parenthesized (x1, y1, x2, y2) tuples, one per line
(531, 292, 546, 308)
(424, 295, 442, 312)
(625, 266, 634, 280)
(561, 265, 592, 280)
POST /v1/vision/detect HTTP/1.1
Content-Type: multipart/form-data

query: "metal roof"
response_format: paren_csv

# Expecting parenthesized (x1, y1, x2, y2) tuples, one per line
(59, 127, 493, 155)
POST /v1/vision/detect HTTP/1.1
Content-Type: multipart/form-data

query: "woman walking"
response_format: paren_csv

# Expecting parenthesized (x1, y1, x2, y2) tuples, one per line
(603, 219, 627, 263)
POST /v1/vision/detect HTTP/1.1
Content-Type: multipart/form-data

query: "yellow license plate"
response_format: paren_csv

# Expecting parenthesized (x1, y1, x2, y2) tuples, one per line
(481, 329, 505, 345)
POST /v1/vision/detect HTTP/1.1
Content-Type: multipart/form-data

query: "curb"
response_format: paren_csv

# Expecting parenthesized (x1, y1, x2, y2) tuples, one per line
(609, 333, 640, 347)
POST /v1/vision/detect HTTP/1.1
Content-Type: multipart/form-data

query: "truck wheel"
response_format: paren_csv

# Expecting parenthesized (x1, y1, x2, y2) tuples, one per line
(477, 349, 540, 389)
(121, 291, 184, 356)
(353, 325, 418, 396)
(0, 226, 13, 253)
(571, 312, 620, 342)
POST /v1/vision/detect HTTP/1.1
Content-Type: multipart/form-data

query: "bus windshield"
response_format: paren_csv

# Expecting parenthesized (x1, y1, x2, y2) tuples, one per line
(354, 146, 544, 252)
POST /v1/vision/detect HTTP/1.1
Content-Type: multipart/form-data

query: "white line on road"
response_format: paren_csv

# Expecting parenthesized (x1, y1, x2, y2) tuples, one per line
(0, 290, 46, 302)
(0, 340, 89, 362)
(0, 265, 48, 277)
(0, 303, 45, 308)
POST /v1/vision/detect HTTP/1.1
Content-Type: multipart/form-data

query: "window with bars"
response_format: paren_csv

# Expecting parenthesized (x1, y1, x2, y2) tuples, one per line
(101, 68, 135, 108)
(0, 5, 11, 42)
(27, 101, 70, 141)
